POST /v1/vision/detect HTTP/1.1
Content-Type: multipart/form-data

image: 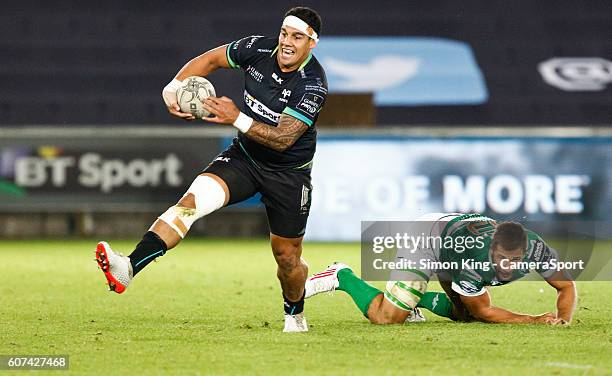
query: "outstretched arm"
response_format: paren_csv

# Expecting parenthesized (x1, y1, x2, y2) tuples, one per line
(460, 290, 560, 324)
(163, 45, 232, 120)
(202, 97, 308, 152)
(545, 271, 577, 324)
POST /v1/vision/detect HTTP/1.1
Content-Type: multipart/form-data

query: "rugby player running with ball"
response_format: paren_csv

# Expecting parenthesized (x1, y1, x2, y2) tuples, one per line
(95, 7, 327, 332)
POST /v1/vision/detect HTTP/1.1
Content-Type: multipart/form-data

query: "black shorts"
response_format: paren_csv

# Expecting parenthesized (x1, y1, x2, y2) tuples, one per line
(203, 142, 312, 238)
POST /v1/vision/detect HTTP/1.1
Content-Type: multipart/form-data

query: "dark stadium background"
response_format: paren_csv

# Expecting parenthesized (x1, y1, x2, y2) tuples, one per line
(2, 0, 612, 125)
(0, 0, 611, 240)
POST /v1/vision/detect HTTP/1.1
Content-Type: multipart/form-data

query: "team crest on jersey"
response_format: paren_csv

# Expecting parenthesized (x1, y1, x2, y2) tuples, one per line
(279, 89, 291, 103)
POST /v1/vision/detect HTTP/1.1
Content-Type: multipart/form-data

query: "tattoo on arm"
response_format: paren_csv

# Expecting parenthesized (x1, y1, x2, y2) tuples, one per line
(244, 113, 308, 152)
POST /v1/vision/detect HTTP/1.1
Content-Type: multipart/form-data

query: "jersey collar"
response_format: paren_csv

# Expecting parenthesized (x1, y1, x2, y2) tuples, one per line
(298, 53, 312, 70)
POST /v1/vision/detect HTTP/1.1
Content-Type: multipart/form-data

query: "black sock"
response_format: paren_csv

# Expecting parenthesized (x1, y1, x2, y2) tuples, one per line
(283, 291, 305, 315)
(129, 231, 168, 276)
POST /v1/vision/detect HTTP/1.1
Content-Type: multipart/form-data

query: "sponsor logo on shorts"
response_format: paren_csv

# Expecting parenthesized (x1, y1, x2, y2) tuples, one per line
(297, 93, 324, 115)
(243, 91, 281, 123)
(300, 184, 311, 213)
(301, 185, 310, 206)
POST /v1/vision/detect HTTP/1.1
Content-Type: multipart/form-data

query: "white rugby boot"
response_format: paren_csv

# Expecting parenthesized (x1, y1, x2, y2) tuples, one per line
(305, 262, 352, 299)
(283, 312, 309, 333)
(95, 241, 133, 294)
(405, 307, 427, 323)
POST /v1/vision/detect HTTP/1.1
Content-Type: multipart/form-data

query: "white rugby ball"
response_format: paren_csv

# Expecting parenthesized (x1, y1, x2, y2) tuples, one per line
(176, 76, 216, 118)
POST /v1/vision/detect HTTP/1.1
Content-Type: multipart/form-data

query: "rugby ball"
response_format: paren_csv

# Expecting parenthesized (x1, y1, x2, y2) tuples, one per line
(176, 76, 216, 118)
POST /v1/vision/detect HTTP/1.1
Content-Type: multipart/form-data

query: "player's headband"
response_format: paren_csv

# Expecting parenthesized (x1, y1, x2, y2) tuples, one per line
(282, 15, 319, 43)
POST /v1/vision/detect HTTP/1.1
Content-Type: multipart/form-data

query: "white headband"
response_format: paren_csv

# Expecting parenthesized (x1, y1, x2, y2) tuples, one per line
(282, 15, 319, 43)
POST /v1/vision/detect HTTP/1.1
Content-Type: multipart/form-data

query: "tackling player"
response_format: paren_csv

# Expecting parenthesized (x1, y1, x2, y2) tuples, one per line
(94, 7, 327, 332)
(305, 213, 577, 325)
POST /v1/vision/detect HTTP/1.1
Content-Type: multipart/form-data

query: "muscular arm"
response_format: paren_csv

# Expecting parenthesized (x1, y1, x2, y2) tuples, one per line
(174, 45, 231, 80)
(545, 271, 577, 323)
(243, 113, 308, 152)
(460, 290, 556, 324)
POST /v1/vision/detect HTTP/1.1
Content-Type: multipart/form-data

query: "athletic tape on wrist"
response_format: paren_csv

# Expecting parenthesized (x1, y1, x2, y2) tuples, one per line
(164, 78, 183, 93)
(233, 112, 253, 133)
(162, 78, 183, 107)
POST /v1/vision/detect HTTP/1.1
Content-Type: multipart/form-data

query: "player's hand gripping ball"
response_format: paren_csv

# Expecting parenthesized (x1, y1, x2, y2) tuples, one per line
(177, 76, 216, 118)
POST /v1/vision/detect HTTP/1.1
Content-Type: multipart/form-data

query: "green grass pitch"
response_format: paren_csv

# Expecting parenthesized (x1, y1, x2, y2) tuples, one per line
(1, 239, 611, 375)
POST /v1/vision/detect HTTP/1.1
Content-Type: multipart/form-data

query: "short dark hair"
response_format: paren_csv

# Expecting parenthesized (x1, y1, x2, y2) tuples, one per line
(284, 6, 322, 36)
(491, 222, 527, 253)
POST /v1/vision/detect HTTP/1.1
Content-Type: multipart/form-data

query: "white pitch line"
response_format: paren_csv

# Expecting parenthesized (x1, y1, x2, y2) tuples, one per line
(544, 362, 593, 370)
